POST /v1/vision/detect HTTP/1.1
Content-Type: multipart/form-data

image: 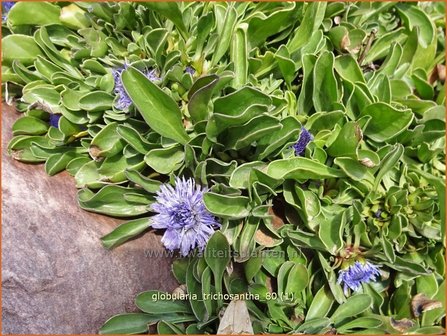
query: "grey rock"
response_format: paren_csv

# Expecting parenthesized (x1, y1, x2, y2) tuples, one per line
(2, 103, 178, 334)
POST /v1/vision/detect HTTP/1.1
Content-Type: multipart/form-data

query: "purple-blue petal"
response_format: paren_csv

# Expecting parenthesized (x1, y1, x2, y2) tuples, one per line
(161, 229, 181, 251)
(151, 177, 220, 256)
(2, 1, 15, 20)
(113, 66, 161, 110)
(337, 261, 380, 295)
(185, 66, 195, 75)
(49, 114, 61, 128)
(293, 127, 313, 156)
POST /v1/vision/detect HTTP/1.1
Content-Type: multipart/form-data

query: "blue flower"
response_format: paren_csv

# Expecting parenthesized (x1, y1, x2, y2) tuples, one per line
(113, 66, 160, 110)
(2, 1, 15, 21)
(185, 66, 195, 75)
(293, 127, 313, 156)
(337, 261, 380, 295)
(151, 177, 220, 256)
(49, 114, 61, 128)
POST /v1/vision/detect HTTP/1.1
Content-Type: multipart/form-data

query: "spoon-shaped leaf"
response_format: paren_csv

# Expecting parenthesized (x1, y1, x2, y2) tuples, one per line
(121, 67, 189, 144)
(204, 231, 231, 308)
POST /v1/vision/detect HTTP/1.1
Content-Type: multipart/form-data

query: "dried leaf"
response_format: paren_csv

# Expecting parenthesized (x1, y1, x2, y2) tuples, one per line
(217, 300, 254, 335)
(411, 293, 443, 318)
(390, 317, 415, 332)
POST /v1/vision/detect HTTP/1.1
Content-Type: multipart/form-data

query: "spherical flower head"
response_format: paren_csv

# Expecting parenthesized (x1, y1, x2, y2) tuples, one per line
(337, 260, 380, 295)
(113, 66, 160, 110)
(49, 114, 61, 128)
(151, 177, 220, 256)
(293, 127, 313, 156)
(2, 1, 15, 21)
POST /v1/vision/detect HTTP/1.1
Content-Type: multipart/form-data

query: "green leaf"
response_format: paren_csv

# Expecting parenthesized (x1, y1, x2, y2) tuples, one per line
(12, 116, 49, 136)
(277, 261, 294, 296)
(201, 267, 214, 320)
(211, 5, 237, 66)
(2, 35, 44, 66)
(297, 54, 317, 114)
(136, 290, 192, 314)
(276, 46, 296, 88)
(78, 186, 151, 217)
(144, 28, 169, 65)
(416, 273, 439, 299)
(287, 2, 327, 52)
(208, 86, 271, 138)
(186, 260, 207, 321)
(99, 313, 161, 334)
(122, 67, 189, 144)
(172, 258, 189, 284)
(7, 1, 61, 26)
(8, 135, 51, 163)
(204, 231, 231, 308)
(90, 122, 125, 159)
(246, 2, 298, 48)
(396, 3, 435, 48)
(231, 23, 249, 88)
(337, 316, 383, 333)
(66, 157, 91, 176)
(203, 192, 250, 219)
(11, 60, 42, 83)
(318, 212, 344, 254)
(361, 102, 413, 142)
(295, 317, 332, 334)
(145, 145, 184, 175)
(363, 28, 406, 64)
(295, 188, 321, 229)
(381, 234, 396, 263)
(79, 91, 114, 112)
(193, 12, 214, 60)
(285, 263, 309, 298)
(235, 216, 259, 263)
(188, 74, 219, 125)
(158, 320, 185, 335)
(221, 115, 282, 150)
(255, 116, 301, 159)
(266, 157, 345, 180)
(117, 125, 156, 154)
(334, 157, 373, 182)
(244, 252, 263, 283)
(330, 294, 372, 324)
(412, 170, 445, 238)
(307, 111, 344, 131)
(287, 230, 327, 252)
(125, 170, 161, 194)
(373, 144, 404, 190)
(421, 280, 445, 326)
(142, 2, 188, 40)
(318, 253, 346, 304)
(306, 286, 334, 320)
(334, 54, 365, 83)
(45, 152, 77, 176)
(327, 121, 362, 158)
(229, 162, 266, 189)
(313, 51, 340, 112)
(328, 26, 350, 52)
(101, 218, 150, 249)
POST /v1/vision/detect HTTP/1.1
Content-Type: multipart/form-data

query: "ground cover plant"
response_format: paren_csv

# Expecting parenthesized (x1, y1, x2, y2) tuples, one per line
(2, 1, 446, 334)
